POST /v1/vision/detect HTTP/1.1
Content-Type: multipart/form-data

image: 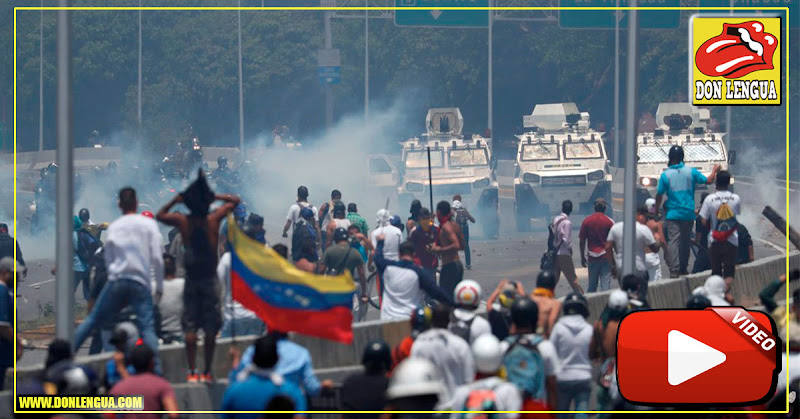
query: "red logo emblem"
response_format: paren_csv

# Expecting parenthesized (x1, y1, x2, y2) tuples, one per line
(695, 21, 778, 78)
(617, 308, 779, 406)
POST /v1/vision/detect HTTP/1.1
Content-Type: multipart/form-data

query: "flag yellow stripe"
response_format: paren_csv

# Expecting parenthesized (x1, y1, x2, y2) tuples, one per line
(228, 215, 356, 294)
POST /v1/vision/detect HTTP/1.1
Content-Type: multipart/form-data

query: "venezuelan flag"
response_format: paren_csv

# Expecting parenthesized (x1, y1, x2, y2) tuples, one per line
(227, 215, 356, 343)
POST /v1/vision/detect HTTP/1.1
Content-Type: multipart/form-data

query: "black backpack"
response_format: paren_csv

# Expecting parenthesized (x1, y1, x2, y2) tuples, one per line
(76, 228, 101, 265)
(449, 315, 476, 343)
(541, 218, 566, 270)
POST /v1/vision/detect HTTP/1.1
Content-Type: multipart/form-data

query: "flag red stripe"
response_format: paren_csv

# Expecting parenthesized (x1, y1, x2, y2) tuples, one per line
(232, 271, 354, 344)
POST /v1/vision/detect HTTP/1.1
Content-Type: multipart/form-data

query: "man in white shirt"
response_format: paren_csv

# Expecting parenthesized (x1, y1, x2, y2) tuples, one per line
(374, 236, 451, 321)
(158, 254, 185, 344)
(551, 200, 583, 295)
(73, 187, 164, 373)
(606, 206, 660, 299)
(411, 303, 475, 407)
(699, 171, 741, 281)
(370, 209, 403, 262)
(281, 186, 319, 238)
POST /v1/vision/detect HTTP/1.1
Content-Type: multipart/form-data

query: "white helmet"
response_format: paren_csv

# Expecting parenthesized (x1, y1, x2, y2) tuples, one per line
(386, 357, 443, 401)
(645, 198, 656, 214)
(608, 290, 629, 310)
(472, 334, 503, 374)
(454, 279, 482, 309)
(453, 200, 463, 210)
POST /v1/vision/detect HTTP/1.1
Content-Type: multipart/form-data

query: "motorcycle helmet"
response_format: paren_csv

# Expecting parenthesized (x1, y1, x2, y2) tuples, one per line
(333, 227, 349, 243)
(78, 208, 90, 223)
(217, 155, 228, 168)
(454, 279, 482, 309)
(361, 340, 392, 373)
(471, 334, 503, 374)
(510, 297, 539, 329)
(410, 305, 432, 336)
(686, 294, 712, 310)
(390, 215, 405, 233)
(563, 293, 590, 318)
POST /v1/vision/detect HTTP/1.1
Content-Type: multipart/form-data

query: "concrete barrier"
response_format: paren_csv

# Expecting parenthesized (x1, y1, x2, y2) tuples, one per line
(685, 252, 799, 307)
(7, 319, 410, 389)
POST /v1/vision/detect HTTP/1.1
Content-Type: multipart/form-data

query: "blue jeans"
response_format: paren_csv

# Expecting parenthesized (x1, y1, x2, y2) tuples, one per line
(587, 259, 612, 293)
(556, 379, 591, 419)
(220, 316, 265, 338)
(73, 278, 161, 374)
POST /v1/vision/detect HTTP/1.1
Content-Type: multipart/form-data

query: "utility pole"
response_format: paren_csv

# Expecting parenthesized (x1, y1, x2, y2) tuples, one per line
(724, 0, 733, 154)
(39, 0, 44, 151)
(487, 0, 493, 137)
(138, 0, 142, 131)
(364, 0, 369, 122)
(237, 0, 245, 156)
(324, 9, 333, 128)
(622, 0, 639, 277)
(55, 0, 74, 341)
(613, 0, 620, 166)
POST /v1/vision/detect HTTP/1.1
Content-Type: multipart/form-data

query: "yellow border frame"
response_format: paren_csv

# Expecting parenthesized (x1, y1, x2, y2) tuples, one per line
(11, 4, 792, 415)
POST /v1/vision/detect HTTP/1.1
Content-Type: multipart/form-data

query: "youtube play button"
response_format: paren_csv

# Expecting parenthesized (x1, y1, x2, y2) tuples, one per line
(667, 330, 726, 386)
(618, 308, 779, 405)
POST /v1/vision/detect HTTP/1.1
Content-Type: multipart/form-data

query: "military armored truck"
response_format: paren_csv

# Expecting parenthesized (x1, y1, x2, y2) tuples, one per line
(512, 103, 612, 231)
(367, 108, 499, 238)
(635, 103, 733, 204)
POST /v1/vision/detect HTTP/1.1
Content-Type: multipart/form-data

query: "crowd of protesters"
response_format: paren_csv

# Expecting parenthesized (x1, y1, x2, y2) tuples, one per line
(2, 144, 798, 417)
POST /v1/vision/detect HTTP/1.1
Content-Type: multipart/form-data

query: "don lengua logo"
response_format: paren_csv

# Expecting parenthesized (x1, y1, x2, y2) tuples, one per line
(690, 16, 781, 106)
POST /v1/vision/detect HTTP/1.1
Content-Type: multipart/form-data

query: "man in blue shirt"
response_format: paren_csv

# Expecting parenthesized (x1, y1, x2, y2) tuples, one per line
(655, 145, 719, 278)
(222, 334, 307, 418)
(229, 331, 331, 396)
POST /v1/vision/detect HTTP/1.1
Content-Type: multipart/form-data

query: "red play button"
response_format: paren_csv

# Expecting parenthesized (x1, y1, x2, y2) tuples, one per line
(617, 308, 779, 405)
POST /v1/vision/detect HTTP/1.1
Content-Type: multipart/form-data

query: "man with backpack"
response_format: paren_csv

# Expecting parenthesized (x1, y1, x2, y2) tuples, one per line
(698, 171, 741, 281)
(501, 296, 561, 414)
(446, 334, 523, 417)
(74, 216, 100, 301)
(281, 185, 319, 239)
(449, 279, 491, 344)
(548, 200, 583, 295)
(321, 228, 368, 310)
(291, 207, 318, 263)
(654, 145, 720, 277)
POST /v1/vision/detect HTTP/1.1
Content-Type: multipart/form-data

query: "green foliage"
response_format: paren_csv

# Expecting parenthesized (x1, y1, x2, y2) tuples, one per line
(3, 2, 795, 174)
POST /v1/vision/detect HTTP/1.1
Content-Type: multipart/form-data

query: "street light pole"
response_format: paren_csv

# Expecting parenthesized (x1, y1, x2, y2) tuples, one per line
(622, 0, 639, 277)
(137, 0, 142, 130)
(613, 0, 620, 166)
(55, 0, 74, 341)
(487, 0, 493, 136)
(237, 0, 245, 156)
(324, 9, 333, 128)
(39, 0, 44, 151)
(364, 0, 369, 122)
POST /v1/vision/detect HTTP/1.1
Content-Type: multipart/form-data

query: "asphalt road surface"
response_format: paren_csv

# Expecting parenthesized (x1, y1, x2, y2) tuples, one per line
(14, 197, 789, 368)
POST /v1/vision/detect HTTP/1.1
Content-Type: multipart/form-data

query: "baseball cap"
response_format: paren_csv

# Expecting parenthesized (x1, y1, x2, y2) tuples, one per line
(0, 257, 23, 273)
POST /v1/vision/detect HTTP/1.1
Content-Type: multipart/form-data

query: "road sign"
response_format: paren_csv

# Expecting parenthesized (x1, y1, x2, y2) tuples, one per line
(395, 0, 490, 28)
(318, 67, 340, 84)
(318, 49, 340, 85)
(559, 0, 681, 29)
(699, 0, 798, 29)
